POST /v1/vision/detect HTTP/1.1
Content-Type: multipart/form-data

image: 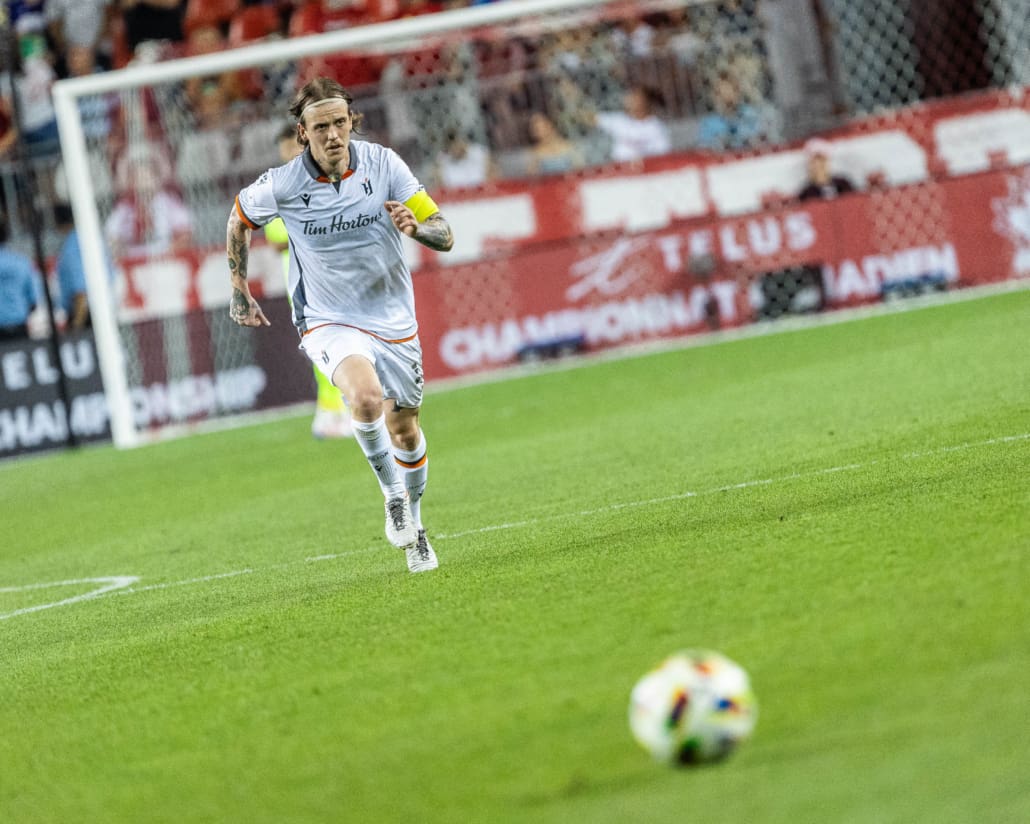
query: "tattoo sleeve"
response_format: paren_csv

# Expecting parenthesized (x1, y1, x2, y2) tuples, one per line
(413, 213, 454, 252)
(227, 208, 254, 320)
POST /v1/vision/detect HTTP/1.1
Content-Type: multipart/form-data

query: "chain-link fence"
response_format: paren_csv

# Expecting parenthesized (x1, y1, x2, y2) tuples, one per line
(4, 0, 1026, 254)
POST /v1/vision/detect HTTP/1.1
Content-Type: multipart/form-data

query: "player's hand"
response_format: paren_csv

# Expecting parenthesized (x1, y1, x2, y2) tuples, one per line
(229, 291, 270, 327)
(385, 200, 417, 237)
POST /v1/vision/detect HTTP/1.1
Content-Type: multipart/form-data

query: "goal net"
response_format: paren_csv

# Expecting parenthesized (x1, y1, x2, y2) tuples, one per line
(51, 0, 1030, 448)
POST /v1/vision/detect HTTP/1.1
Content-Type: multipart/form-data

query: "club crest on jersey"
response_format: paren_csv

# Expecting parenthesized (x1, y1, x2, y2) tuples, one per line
(361, 178, 373, 196)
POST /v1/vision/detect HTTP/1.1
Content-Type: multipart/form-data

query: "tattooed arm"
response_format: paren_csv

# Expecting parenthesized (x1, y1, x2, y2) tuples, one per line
(413, 213, 454, 252)
(227, 206, 270, 327)
(384, 201, 454, 252)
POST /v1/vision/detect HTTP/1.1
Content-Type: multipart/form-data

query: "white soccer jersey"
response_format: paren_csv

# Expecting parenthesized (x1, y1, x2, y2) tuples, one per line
(236, 140, 424, 339)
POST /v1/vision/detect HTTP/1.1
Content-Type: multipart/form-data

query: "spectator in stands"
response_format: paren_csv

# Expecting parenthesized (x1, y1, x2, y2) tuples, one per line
(478, 37, 532, 151)
(264, 123, 354, 440)
(0, 215, 42, 342)
(53, 27, 115, 143)
(176, 64, 239, 195)
(526, 112, 582, 176)
(696, 73, 766, 152)
(589, 85, 671, 163)
(753, 136, 854, 321)
(105, 142, 193, 257)
(798, 138, 855, 201)
(46, 0, 114, 79)
(2, 34, 61, 157)
(53, 202, 110, 330)
(431, 130, 495, 189)
(183, 24, 248, 109)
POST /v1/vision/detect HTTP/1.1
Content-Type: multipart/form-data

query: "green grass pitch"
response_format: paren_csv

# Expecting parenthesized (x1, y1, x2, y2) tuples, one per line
(2, 289, 1028, 823)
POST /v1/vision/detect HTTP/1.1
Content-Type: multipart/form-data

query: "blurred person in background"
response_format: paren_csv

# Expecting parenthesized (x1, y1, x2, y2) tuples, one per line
(53, 203, 93, 330)
(227, 77, 454, 573)
(183, 24, 249, 111)
(798, 137, 854, 201)
(0, 215, 43, 342)
(265, 122, 354, 440)
(431, 129, 495, 189)
(589, 85, 671, 163)
(0, 34, 60, 157)
(696, 72, 766, 152)
(105, 142, 193, 257)
(46, 0, 114, 78)
(754, 136, 854, 321)
(526, 112, 582, 176)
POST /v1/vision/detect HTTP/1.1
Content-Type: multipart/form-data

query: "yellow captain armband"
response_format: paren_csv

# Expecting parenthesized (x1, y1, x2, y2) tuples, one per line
(404, 190, 440, 222)
(264, 217, 288, 245)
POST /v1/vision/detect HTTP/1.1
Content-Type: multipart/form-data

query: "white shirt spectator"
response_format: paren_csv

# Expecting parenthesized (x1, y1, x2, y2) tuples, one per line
(105, 190, 193, 258)
(435, 142, 492, 189)
(45, 0, 111, 48)
(596, 112, 671, 162)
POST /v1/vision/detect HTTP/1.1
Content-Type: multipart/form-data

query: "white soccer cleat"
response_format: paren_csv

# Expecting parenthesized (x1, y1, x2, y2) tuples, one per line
(384, 494, 418, 549)
(406, 529, 438, 573)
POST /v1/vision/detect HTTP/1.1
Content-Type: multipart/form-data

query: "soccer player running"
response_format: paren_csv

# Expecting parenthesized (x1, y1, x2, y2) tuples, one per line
(265, 122, 354, 440)
(227, 77, 454, 573)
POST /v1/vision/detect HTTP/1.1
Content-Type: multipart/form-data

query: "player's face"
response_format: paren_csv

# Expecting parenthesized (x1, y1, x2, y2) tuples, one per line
(299, 99, 353, 171)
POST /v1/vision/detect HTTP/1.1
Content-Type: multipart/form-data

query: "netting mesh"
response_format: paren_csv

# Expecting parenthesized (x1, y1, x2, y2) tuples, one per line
(56, 0, 1029, 436)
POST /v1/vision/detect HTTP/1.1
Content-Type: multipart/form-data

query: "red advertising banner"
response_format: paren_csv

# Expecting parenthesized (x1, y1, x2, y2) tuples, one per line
(414, 166, 1030, 379)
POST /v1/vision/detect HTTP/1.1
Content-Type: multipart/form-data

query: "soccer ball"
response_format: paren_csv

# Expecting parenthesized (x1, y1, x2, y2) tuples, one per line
(628, 650, 757, 766)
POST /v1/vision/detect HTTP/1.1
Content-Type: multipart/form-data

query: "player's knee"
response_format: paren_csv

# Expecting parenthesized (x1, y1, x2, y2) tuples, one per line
(393, 428, 420, 451)
(388, 415, 421, 450)
(348, 390, 384, 420)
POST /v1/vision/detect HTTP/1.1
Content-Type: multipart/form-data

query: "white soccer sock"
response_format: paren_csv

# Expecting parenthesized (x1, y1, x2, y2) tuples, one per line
(351, 415, 405, 498)
(393, 431, 428, 529)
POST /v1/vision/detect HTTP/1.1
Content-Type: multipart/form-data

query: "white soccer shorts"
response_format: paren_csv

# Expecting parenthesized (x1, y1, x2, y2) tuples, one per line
(300, 324, 425, 409)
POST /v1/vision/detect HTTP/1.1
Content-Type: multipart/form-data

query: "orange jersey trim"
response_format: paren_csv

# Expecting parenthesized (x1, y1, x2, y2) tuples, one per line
(303, 322, 417, 345)
(235, 196, 260, 230)
(394, 453, 427, 470)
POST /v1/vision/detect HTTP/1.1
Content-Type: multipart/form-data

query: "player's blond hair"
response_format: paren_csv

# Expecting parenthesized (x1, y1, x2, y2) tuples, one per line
(289, 77, 364, 142)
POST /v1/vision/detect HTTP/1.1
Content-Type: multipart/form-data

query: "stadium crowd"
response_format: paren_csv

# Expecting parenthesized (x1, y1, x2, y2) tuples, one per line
(0, 1, 774, 170)
(0, 0, 778, 283)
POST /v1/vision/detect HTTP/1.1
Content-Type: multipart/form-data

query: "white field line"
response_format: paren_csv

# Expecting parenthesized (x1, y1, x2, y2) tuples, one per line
(112, 569, 255, 595)
(436, 433, 1029, 539)
(1, 432, 1026, 621)
(0, 576, 139, 620)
